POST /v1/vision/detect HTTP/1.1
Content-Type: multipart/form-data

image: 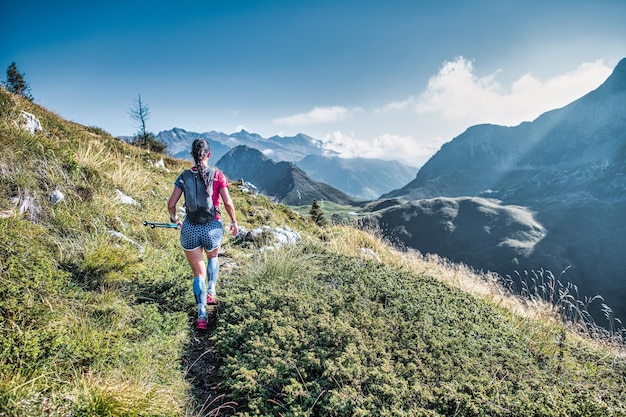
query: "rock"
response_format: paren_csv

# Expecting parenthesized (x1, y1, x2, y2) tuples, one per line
(360, 248, 381, 262)
(22, 111, 42, 134)
(108, 230, 144, 253)
(237, 225, 301, 249)
(273, 226, 301, 244)
(50, 188, 64, 204)
(116, 189, 140, 206)
(237, 180, 258, 194)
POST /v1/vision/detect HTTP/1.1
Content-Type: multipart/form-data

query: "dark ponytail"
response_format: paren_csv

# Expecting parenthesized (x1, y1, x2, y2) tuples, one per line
(191, 138, 211, 190)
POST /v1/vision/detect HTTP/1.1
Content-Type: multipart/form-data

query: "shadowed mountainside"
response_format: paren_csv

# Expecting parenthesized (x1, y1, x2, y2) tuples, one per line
(363, 196, 548, 271)
(374, 58, 626, 322)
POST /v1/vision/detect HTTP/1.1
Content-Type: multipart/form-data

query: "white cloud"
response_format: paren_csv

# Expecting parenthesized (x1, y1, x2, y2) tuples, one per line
(320, 130, 445, 167)
(414, 56, 612, 127)
(368, 133, 445, 162)
(375, 95, 415, 114)
(268, 57, 613, 168)
(273, 106, 351, 126)
(319, 131, 357, 157)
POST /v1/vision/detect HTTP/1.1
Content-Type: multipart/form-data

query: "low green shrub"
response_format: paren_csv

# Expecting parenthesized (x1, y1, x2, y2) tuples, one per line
(214, 243, 626, 416)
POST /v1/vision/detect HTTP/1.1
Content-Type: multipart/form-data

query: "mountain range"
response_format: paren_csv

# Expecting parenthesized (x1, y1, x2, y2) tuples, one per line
(154, 129, 418, 200)
(215, 145, 356, 206)
(370, 58, 626, 323)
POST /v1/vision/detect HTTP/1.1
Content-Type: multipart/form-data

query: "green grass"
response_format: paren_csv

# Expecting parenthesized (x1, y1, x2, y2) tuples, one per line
(290, 201, 367, 224)
(214, 242, 626, 416)
(1, 87, 625, 416)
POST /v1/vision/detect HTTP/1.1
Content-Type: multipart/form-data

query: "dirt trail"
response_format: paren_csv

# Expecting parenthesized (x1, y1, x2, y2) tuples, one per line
(183, 256, 238, 416)
(184, 307, 235, 415)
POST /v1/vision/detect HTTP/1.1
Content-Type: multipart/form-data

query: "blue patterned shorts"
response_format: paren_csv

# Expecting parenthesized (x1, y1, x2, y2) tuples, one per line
(180, 219, 225, 251)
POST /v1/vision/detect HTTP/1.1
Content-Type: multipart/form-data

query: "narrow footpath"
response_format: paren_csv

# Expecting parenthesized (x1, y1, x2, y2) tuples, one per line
(183, 255, 238, 416)
(184, 307, 236, 416)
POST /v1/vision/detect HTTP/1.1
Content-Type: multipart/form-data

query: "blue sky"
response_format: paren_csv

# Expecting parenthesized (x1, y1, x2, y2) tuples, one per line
(2, 0, 625, 167)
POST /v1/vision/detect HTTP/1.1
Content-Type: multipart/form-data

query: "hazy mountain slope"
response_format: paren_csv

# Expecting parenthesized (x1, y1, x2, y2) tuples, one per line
(296, 154, 418, 200)
(216, 145, 357, 205)
(385, 58, 626, 202)
(373, 58, 626, 323)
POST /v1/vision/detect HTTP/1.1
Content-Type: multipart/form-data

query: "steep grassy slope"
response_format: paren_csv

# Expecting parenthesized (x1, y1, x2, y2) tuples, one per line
(1, 89, 625, 416)
(0, 89, 307, 416)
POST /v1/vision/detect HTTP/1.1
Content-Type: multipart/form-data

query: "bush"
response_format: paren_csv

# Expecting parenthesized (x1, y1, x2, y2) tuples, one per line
(213, 243, 626, 416)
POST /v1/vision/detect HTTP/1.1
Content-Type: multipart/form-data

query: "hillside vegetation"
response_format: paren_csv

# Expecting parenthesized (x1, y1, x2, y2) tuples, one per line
(1, 89, 625, 416)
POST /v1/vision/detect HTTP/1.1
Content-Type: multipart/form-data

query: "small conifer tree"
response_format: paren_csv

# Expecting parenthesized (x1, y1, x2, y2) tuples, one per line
(309, 199, 327, 226)
(3, 62, 33, 101)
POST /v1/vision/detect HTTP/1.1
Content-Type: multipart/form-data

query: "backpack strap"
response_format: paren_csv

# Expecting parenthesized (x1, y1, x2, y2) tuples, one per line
(181, 169, 195, 191)
(206, 168, 222, 216)
(204, 167, 216, 197)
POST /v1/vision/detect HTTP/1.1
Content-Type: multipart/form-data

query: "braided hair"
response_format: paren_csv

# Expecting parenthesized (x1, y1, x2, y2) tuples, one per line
(191, 138, 212, 191)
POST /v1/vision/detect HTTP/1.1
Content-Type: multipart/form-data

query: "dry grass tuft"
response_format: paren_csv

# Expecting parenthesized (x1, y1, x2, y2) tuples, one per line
(73, 371, 187, 416)
(75, 141, 154, 193)
(322, 223, 625, 352)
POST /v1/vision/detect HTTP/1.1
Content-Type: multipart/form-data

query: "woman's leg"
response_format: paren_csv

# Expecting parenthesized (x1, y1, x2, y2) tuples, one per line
(206, 247, 219, 300)
(184, 248, 208, 320)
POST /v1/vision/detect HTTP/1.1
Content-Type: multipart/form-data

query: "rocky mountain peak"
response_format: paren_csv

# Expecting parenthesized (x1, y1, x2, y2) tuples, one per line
(215, 145, 355, 206)
(599, 57, 626, 93)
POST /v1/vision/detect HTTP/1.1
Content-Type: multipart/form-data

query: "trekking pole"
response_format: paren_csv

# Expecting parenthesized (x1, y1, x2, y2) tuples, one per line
(143, 221, 179, 229)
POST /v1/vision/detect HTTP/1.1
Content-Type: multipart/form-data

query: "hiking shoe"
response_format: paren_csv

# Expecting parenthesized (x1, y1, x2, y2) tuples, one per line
(207, 294, 218, 305)
(196, 319, 207, 330)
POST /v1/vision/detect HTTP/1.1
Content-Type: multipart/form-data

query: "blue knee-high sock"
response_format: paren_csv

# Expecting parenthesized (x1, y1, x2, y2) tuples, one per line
(193, 276, 207, 319)
(207, 257, 219, 296)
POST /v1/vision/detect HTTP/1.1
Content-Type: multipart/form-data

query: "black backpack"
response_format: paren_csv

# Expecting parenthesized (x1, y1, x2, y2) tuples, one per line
(181, 167, 217, 224)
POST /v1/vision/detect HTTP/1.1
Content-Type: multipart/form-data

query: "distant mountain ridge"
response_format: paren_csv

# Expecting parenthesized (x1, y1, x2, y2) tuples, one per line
(154, 128, 417, 200)
(297, 155, 417, 200)
(370, 58, 626, 323)
(385, 58, 626, 202)
(216, 145, 356, 206)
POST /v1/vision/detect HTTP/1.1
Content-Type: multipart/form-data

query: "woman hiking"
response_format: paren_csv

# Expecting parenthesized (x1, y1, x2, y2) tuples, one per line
(167, 138, 238, 330)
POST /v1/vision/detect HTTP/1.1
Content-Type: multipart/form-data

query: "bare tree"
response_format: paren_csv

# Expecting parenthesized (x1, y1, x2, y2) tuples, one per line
(127, 94, 166, 153)
(129, 94, 150, 137)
